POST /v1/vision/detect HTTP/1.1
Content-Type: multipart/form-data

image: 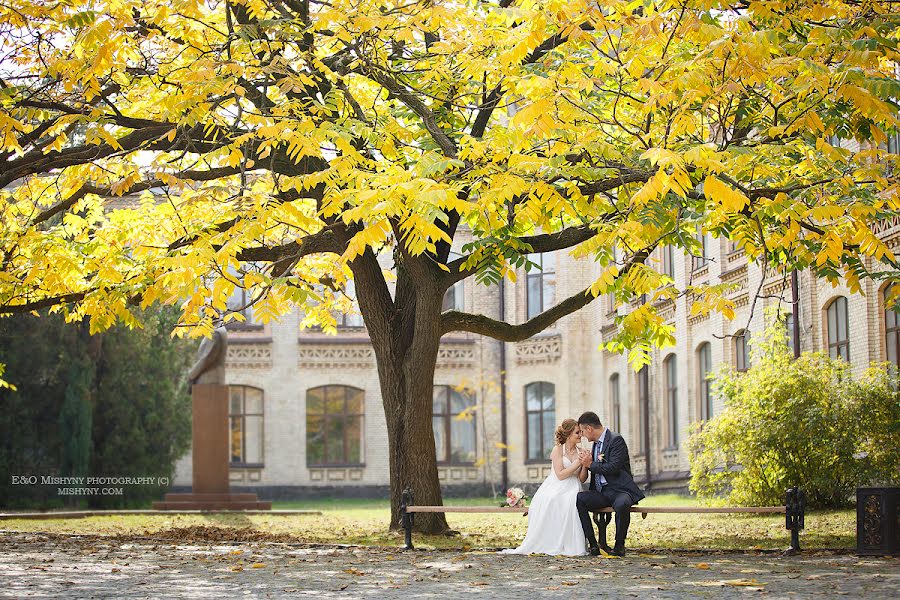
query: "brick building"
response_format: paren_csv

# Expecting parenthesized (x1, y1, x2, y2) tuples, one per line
(172, 217, 900, 497)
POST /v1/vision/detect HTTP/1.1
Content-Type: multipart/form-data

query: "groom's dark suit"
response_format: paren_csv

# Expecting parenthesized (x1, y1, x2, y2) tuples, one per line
(576, 428, 645, 550)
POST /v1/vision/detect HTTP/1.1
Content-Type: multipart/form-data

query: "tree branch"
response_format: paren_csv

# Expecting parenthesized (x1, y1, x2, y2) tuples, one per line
(362, 67, 458, 158)
(441, 245, 654, 340)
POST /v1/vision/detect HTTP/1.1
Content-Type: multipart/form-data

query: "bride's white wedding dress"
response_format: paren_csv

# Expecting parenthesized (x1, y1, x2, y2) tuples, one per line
(500, 454, 587, 556)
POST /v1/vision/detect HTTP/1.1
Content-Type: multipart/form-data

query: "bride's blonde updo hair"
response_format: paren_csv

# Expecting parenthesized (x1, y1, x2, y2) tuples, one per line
(555, 418, 579, 445)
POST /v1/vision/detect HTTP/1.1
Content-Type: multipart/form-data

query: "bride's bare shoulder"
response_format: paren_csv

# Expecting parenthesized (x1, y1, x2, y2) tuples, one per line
(549, 444, 561, 457)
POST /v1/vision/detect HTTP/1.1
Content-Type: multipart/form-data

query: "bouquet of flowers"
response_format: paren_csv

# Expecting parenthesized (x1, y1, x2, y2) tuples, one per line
(503, 487, 527, 508)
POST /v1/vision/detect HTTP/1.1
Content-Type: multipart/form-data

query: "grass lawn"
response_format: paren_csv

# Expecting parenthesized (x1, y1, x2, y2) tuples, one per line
(0, 494, 855, 551)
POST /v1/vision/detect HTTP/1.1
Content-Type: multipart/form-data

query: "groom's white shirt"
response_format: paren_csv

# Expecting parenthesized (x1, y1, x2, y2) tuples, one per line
(594, 429, 608, 488)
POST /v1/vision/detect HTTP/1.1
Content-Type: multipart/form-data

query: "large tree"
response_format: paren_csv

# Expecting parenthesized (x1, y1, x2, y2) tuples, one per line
(1, 0, 898, 531)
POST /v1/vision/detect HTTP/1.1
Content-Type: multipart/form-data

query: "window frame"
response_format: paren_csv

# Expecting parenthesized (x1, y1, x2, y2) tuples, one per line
(664, 355, 678, 449)
(225, 264, 265, 331)
(636, 366, 649, 454)
(526, 253, 556, 320)
(335, 280, 365, 329)
(884, 285, 899, 370)
(432, 385, 477, 466)
(441, 252, 465, 312)
(697, 342, 713, 420)
(609, 374, 621, 433)
(734, 330, 750, 372)
(692, 227, 710, 271)
(305, 385, 365, 467)
(524, 382, 556, 463)
(784, 312, 795, 356)
(229, 386, 265, 467)
(826, 296, 850, 362)
(662, 244, 676, 279)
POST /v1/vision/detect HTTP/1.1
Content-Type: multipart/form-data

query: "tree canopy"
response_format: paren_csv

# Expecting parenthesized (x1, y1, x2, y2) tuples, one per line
(3, 0, 900, 530)
(2, 0, 898, 346)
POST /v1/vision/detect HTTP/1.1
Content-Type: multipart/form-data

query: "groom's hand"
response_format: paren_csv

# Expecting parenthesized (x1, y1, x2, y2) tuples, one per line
(580, 452, 592, 468)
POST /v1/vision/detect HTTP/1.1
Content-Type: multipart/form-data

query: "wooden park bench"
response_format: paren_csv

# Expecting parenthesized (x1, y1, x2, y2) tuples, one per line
(400, 487, 806, 555)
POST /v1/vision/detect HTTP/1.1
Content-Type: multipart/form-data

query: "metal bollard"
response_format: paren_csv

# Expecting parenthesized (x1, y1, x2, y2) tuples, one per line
(401, 487, 414, 550)
(784, 486, 806, 556)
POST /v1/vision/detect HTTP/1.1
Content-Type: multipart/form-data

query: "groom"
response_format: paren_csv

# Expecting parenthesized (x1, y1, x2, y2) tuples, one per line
(576, 412, 645, 557)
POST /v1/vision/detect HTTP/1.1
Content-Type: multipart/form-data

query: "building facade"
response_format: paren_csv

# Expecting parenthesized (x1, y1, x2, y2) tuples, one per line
(172, 217, 900, 497)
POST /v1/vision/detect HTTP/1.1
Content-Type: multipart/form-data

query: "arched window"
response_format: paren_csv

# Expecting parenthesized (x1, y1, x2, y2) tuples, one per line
(306, 386, 364, 466)
(885, 285, 899, 370)
(826, 297, 850, 361)
(609, 374, 621, 432)
(526, 253, 556, 319)
(229, 386, 264, 465)
(697, 343, 713, 420)
(433, 385, 476, 465)
(525, 382, 555, 461)
(664, 355, 678, 448)
(734, 330, 749, 372)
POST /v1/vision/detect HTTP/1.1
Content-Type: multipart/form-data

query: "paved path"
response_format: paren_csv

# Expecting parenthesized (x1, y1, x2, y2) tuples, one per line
(0, 532, 897, 598)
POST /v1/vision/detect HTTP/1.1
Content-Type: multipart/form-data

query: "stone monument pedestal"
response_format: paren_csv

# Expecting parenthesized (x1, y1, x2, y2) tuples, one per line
(153, 384, 270, 510)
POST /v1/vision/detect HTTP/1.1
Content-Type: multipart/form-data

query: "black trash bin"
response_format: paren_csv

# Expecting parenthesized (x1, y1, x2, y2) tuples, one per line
(857, 487, 899, 556)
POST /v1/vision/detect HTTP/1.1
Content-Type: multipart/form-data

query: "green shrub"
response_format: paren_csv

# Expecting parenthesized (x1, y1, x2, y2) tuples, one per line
(688, 317, 900, 509)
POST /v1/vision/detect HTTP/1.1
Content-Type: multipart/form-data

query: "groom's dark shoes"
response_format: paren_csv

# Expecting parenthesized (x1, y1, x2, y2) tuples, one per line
(612, 543, 626, 557)
(588, 545, 601, 556)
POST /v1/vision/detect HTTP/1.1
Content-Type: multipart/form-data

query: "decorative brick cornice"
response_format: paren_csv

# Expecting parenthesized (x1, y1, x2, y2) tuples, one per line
(226, 344, 273, 370)
(298, 344, 375, 369)
(691, 264, 710, 280)
(726, 249, 746, 266)
(762, 277, 791, 299)
(514, 334, 562, 365)
(436, 344, 476, 369)
(872, 214, 900, 239)
(600, 323, 618, 346)
(655, 298, 676, 323)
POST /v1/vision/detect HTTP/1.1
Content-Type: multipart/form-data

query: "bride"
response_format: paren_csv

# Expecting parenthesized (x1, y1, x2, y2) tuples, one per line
(501, 418, 589, 556)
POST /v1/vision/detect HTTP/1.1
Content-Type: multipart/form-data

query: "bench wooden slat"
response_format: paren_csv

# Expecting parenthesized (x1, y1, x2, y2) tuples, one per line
(406, 507, 529, 513)
(405, 505, 785, 514)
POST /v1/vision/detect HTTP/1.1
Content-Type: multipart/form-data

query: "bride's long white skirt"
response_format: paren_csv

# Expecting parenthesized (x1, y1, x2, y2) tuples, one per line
(500, 458, 587, 556)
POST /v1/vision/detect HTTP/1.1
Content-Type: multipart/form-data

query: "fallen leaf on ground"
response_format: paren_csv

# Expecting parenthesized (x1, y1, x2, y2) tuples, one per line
(723, 579, 766, 587)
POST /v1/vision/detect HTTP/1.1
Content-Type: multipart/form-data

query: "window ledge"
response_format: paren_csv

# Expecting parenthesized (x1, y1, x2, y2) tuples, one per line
(230, 463, 264, 469)
(307, 464, 366, 469)
(227, 323, 265, 332)
(229, 336, 273, 345)
(298, 334, 371, 344)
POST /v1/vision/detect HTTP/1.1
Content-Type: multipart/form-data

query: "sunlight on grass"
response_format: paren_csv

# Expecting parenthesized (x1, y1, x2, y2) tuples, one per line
(0, 494, 855, 551)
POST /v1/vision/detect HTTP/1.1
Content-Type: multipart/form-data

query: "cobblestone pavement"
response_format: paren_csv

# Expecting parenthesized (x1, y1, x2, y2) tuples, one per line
(0, 532, 897, 599)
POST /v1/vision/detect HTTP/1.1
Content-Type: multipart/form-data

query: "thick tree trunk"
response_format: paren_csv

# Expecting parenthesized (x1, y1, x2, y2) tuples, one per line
(349, 247, 450, 534)
(379, 348, 450, 533)
(364, 264, 449, 533)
